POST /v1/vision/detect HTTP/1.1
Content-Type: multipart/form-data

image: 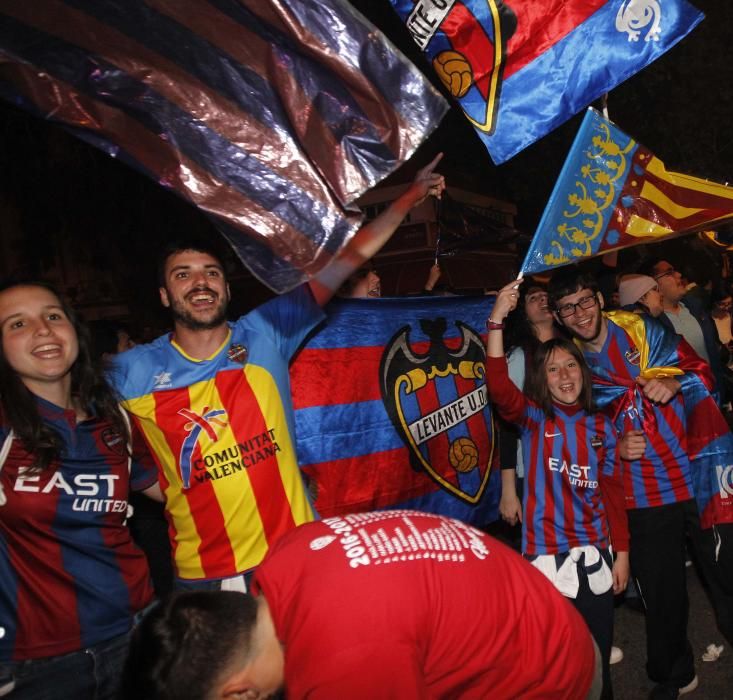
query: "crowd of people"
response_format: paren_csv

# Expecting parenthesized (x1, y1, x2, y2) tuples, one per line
(2, 149, 733, 698)
(494, 257, 733, 699)
(0, 155, 450, 698)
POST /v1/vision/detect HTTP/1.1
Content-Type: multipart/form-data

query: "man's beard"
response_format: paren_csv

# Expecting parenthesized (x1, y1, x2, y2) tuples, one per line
(169, 293, 228, 331)
(575, 313, 603, 343)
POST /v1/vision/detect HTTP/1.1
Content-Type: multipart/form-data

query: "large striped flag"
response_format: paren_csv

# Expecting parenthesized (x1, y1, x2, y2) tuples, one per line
(521, 108, 733, 275)
(290, 295, 500, 525)
(389, 0, 703, 164)
(0, 0, 447, 292)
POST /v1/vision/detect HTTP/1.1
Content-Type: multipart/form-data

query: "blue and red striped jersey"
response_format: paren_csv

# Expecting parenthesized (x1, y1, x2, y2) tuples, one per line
(583, 320, 695, 509)
(110, 285, 322, 581)
(486, 357, 619, 556)
(0, 398, 156, 662)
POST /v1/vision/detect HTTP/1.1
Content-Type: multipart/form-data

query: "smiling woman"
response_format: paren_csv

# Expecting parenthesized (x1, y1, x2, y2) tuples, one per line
(0, 285, 80, 402)
(0, 281, 161, 699)
(527, 340, 594, 417)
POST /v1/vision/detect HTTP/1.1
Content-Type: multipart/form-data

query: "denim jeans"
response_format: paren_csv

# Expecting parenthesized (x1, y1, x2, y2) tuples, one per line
(0, 628, 132, 700)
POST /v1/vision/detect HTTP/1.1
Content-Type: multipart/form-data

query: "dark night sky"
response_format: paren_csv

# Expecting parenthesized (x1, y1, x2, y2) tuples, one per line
(1, 0, 732, 322)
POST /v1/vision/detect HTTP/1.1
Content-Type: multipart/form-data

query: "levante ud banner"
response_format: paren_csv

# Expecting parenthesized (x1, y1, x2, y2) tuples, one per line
(290, 295, 500, 525)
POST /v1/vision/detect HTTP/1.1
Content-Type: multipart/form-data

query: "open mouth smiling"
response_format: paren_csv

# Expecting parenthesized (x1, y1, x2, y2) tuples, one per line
(574, 315, 594, 329)
(187, 290, 217, 306)
(31, 343, 63, 359)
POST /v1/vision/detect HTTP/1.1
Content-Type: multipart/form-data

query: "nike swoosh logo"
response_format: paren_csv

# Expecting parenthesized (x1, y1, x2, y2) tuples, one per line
(545, 432, 561, 438)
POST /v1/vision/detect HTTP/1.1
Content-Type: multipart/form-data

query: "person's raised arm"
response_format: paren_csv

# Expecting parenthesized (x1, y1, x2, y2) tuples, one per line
(308, 153, 445, 306)
(423, 263, 442, 294)
(486, 278, 523, 358)
(485, 278, 527, 424)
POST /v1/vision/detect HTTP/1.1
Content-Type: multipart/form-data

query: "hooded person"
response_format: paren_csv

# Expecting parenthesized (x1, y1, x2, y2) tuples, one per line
(618, 274, 663, 318)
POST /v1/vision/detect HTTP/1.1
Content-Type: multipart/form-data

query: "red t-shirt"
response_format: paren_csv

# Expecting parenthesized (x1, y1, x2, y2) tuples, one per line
(253, 510, 595, 699)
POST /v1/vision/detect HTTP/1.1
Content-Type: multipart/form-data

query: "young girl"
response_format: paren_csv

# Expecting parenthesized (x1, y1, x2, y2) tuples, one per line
(499, 281, 560, 529)
(486, 278, 629, 700)
(0, 282, 162, 699)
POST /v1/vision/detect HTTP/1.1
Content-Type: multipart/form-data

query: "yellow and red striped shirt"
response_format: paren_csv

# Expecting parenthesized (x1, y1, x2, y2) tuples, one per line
(110, 286, 322, 580)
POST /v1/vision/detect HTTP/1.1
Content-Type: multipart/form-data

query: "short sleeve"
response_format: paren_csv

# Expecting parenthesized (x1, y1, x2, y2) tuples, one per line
(239, 285, 325, 360)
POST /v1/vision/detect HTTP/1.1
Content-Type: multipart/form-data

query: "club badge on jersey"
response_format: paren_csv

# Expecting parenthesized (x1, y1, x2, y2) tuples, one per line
(227, 344, 248, 365)
(625, 347, 641, 365)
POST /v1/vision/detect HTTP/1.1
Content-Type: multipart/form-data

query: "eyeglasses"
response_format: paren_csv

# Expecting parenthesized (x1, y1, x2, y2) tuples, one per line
(556, 294, 598, 318)
(654, 268, 676, 281)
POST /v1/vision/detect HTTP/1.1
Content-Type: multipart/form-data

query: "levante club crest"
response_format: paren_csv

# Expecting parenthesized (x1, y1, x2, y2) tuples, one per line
(380, 317, 495, 504)
(399, 0, 517, 136)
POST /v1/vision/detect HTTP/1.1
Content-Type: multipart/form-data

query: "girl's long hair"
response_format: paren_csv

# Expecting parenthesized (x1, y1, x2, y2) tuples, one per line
(525, 338, 594, 419)
(0, 282, 129, 471)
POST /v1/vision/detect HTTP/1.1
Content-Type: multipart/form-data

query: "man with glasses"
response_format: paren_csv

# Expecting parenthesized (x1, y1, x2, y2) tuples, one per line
(548, 268, 733, 700)
(639, 258, 725, 402)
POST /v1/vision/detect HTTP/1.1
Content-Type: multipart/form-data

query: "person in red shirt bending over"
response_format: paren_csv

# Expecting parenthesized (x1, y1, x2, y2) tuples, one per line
(122, 510, 602, 700)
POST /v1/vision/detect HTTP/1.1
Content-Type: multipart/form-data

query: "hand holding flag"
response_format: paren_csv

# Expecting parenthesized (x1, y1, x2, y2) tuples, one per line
(491, 277, 524, 324)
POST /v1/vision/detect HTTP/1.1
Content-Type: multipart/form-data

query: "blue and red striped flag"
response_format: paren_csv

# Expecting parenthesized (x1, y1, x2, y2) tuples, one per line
(290, 295, 500, 525)
(389, 0, 703, 164)
(0, 0, 447, 292)
(520, 108, 733, 275)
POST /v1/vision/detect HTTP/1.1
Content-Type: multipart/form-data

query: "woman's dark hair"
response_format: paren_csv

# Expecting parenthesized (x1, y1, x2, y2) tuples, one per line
(710, 280, 733, 307)
(504, 282, 549, 360)
(0, 281, 129, 471)
(525, 338, 594, 419)
(120, 592, 260, 700)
